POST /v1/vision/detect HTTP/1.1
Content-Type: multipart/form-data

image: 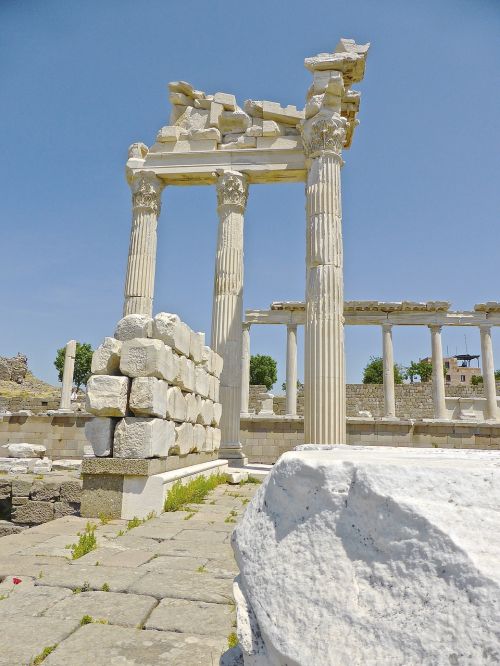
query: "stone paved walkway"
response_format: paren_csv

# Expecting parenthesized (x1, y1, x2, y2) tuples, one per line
(0, 481, 259, 665)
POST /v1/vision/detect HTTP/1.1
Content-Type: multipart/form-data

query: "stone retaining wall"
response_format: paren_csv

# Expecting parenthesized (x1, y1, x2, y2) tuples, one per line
(0, 473, 82, 533)
(241, 416, 500, 464)
(249, 383, 500, 419)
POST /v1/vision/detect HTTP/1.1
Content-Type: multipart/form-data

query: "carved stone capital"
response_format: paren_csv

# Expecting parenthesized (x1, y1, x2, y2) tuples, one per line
(301, 114, 347, 159)
(130, 171, 164, 215)
(216, 170, 248, 211)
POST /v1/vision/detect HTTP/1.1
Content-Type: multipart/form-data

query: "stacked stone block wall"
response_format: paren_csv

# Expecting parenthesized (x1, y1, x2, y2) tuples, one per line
(248, 383, 500, 419)
(85, 313, 223, 460)
(0, 474, 82, 531)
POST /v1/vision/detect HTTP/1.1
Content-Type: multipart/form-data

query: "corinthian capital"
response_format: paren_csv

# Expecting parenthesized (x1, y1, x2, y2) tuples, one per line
(301, 113, 347, 160)
(216, 170, 248, 211)
(130, 171, 164, 215)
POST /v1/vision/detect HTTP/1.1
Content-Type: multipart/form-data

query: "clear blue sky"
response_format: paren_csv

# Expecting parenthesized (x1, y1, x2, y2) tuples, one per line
(1, 0, 499, 390)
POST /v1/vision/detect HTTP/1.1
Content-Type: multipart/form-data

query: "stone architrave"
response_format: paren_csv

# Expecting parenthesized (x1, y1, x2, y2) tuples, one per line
(211, 170, 248, 463)
(285, 324, 298, 416)
(240, 323, 251, 415)
(59, 340, 76, 411)
(123, 171, 165, 317)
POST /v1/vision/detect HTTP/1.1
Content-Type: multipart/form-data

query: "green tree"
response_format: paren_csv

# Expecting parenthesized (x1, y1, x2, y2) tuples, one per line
(405, 360, 433, 383)
(281, 380, 304, 392)
(362, 356, 403, 385)
(54, 342, 93, 390)
(471, 370, 500, 385)
(249, 355, 277, 391)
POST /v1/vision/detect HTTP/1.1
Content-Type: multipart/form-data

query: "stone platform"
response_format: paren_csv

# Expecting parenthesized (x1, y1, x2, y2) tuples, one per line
(0, 479, 259, 665)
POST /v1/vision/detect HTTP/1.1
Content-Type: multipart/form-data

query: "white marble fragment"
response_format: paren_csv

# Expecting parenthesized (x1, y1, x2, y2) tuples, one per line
(194, 366, 209, 398)
(212, 428, 221, 451)
(84, 417, 116, 457)
(120, 338, 169, 380)
(86, 375, 129, 417)
(185, 392, 201, 424)
(176, 355, 196, 392)
(7, 443, 46, 459)
(192, 423, 206, 453)
(232, 446, 500, 665)
(114, 417, 174, 458)
(213, 92, 236, 111)
(212, 402, 222, 427)
(189, 331, 204, 364)
(165, 386, 187, 422)
(174, 421, 194, 455)
(197, 399, 214, 426)
(129, 377, 169, 418)
(153, 313, 191, 357)
(91, 337, 122, 375)
(114, 314, 153, 341)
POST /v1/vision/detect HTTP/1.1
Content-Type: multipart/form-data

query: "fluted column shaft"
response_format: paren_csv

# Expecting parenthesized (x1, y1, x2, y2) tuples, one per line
(59, 340, 76, 411)
(241, 323, 251, 415)
(480, 325, 498, 420)
(430, 325, 447, 419)
(123, 171, 164, 317)
(211, 171, 248, 461)
(382, 324, 396, 419)
(286, 324, 298, 416)
(303, 116, 346, 444)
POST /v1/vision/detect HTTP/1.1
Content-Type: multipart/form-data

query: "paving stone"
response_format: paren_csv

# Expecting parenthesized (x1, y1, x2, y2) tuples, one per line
(124, 522, 183, 540)
(0, 584, 72, 617)
(172, 528, 230, 544)
(154, 540, 234, 561)
(45, 590, 157, 628)
(145, 597, 234, 636)
(42, 623, 227, 666)
(68, 547, 121, 566)
(103, 534, 166, 552)
(139, 554, 208, 573)
(35, 563, 147, 593)
(128, 570, 233, 604)
(0, 616, 79, 666)
(91, 548, 155, 568)
(0, 554, 71, 578)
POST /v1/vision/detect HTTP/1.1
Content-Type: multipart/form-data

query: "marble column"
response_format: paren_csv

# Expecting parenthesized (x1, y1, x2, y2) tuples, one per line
(480, 325, 498, 420)
(241, 322, 251, 415)
(286, 324, 298, 416)
(429, 325, 447, 420)
(123, 171, 164, 317)
(382, 324, 396, 419)
(59, 340, 76, 411)
(211, 170, 249, 463)
(303, 115, 347, 444)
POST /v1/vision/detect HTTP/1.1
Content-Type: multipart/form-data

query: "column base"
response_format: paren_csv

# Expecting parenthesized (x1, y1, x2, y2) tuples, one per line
(218, 446, 248, 467)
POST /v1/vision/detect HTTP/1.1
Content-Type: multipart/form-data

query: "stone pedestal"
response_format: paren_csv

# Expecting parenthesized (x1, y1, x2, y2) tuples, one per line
(59, 340, 76, 412)
(211, 170, 248, 463)
(303, 117, 346, 444)
(480, 325, 498, 421)
(241, 322, 251, 415)
(286, 324, 298, 416)
(123, 171, 164, 317)
(429, 325, 447, 420)
(382, 324, 396, 419)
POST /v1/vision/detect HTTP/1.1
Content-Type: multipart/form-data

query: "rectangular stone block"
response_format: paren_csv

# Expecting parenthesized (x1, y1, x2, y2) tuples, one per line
(120, 338, 170, 380)
(189, 331, 204, 364)
(201, 346, 214, 374)
(166, 386, 187, 422)
(176, 355, 196, 392)
(86, 376, 129, 417)
(129, 377, 169, 418)
(185, 392, 201, 424)
(60, 480, 82, 503)
(152, 313, 191, 357)
(114, 314, 153, 341)
(192, 423, 206, 453)
(194, 366, 209, 398)
(11, 500, 54, 525)
(30, 480, 60, 501)
(213, 428, 221, 452)
(213, 402, 222, 427)
(114, 418, 175, 459)
(91, 337, 122, 375)
(175, 422, 194, 455)
(198, 399, 214, 426)
(213, 354, 223, 379)
(204, 426, 214, 452)
(85, 417, 116, 457)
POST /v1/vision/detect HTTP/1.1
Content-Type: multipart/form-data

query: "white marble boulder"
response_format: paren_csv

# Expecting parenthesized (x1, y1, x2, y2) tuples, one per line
(6, 443, 46, 459)
(91, 337, 122, 375)
(232, 446, 500, 666)
(114, 417, 175, 458)
(84, 417, 116, 457)
(114, 314, 153, 341)
(86, 375, 129, 417)
(129, 377, 169, 418)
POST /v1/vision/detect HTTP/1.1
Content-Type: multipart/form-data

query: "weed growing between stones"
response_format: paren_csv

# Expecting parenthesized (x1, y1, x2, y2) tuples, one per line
(80, 615, 108, 626)
(32, 644, 58, 664)
(98, 512, 110, 525)
(101, 582, 110, 591)
(164, 474, 228, 512)
(196, 565, 207, 573)
(240, 476, 261, 485)
(67, 523, 97, 560)
(73, 581, 91, 594)
(225, 510, 238, 524)
(125, 511, 156, 532)
(227, 632, 239, 649)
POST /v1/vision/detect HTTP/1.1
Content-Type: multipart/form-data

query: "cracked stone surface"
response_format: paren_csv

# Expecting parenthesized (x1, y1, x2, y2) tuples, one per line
(0, 480, 259, 665)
